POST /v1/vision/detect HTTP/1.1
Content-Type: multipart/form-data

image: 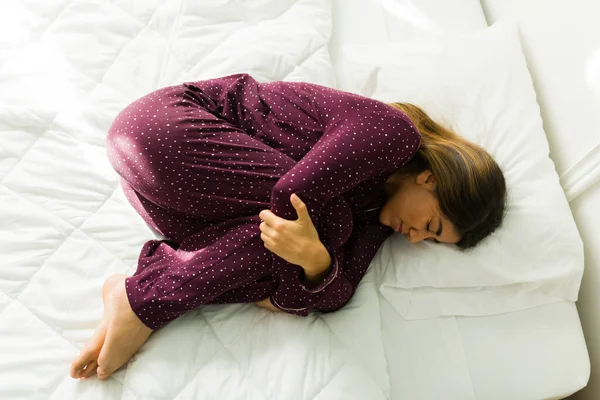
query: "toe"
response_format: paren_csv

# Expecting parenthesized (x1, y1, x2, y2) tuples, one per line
(70, 344, 95, 379)
(97, 329, 114, 380)
(97, 365, 110, 381)
(81, 360, 98, 379)
(70, 320, 109, 379)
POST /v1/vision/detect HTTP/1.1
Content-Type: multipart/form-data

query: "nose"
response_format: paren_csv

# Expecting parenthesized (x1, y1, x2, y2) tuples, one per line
(407, 226, 428, 243)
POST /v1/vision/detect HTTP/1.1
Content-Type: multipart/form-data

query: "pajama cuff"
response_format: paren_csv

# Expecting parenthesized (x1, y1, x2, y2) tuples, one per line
(268, 245, 339, 315)
(269, 294, 309, 316)
(298, 245, 338, 294)
(124, 274, 162, 330)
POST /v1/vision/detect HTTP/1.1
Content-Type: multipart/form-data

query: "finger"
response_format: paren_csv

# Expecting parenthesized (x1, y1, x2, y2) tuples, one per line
(291, 194, 309, 221)
(259, 220, 277, 238)
(259, 224, 281, 250)
(263, 218, 287, 235)
(260, 233, 274, 249)
(259, 209, 279, 225)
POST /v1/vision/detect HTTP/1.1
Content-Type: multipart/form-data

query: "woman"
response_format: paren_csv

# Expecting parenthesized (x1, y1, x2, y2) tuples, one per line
(70, 73, 506, 381)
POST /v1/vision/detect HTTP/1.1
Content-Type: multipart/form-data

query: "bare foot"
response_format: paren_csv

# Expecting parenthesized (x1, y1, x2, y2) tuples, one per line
(95, 275, 153, 380)
(70, 274, 127, 379)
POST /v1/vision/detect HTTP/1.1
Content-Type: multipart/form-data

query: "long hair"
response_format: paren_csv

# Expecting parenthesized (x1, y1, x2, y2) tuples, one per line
(388, 102, 507, 250)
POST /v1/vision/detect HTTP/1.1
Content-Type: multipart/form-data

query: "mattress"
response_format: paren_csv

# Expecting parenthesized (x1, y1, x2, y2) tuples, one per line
(379, 293, 590, 399)
(330, 0, 590, 399)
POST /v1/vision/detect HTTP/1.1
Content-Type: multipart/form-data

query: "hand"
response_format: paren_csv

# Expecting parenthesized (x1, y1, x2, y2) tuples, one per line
(258, 193, 320, 268)
(254, 297, 282, 312)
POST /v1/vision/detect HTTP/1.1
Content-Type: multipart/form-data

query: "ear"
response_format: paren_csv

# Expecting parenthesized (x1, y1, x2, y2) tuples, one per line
(416, 170, 436, 188)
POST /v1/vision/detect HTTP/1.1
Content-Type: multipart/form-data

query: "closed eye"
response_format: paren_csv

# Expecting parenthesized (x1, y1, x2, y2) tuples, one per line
(426, 220, 441, 243)
(426, 221, 440, 243)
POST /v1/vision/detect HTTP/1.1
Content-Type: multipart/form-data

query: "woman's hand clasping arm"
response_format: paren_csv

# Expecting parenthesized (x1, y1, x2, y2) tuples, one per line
(258, 193, 330, 275)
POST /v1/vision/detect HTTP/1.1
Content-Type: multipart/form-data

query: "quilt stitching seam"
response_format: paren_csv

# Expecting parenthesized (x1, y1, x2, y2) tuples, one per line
(168, 311, 269, 400)
(1, 180, 127, 266)
(317, 313, 390, 399)
(0, 116, 58, 185)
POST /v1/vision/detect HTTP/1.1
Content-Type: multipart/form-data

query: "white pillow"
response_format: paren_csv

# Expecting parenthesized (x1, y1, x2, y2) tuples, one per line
(335, 21, 584, 319)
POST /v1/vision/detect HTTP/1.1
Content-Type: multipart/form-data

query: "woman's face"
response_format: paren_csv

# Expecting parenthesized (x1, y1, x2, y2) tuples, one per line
(379, 170, 461, 244)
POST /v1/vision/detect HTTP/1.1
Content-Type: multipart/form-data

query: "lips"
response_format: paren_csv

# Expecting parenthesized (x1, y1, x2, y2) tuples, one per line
(394, 221, 402, 233)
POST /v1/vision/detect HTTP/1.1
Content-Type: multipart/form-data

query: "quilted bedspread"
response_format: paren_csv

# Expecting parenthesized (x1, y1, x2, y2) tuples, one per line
(0, 1, 392, 398)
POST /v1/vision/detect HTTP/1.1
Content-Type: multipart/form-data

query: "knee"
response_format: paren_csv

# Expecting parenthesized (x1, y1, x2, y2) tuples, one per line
(106, 86, 183, 175)
(106, 107, 145, 176)
(106, 103, 169, 190)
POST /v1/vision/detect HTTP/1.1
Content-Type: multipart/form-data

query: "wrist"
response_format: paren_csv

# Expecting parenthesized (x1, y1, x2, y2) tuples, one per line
(303, 242, 332, 276)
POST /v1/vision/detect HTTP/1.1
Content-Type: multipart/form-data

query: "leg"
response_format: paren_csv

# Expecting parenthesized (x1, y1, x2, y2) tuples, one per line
(119, 176, 218, 243)
(79, 84, 295, 380)
(126, 215, 275, 330)
(106, 84, 297, 243)
(70, 215, 275, 380)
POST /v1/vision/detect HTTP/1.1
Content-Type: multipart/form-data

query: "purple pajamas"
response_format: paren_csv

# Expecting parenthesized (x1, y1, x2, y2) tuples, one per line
(106, 73, 420, 329)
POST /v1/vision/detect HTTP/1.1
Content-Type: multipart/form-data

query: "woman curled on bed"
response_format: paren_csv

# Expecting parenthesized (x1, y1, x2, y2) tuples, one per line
(70, 73, 506, 380)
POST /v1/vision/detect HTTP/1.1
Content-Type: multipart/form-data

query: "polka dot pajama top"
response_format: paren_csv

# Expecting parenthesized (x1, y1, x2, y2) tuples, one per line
(106, 73, 421, 330)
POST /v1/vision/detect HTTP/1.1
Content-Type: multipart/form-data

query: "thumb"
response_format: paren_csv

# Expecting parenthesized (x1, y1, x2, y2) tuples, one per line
(291, 194, 309, 221)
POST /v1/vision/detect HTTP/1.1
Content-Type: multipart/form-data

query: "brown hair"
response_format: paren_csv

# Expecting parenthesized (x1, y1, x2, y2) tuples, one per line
(388, 102, 507, 250)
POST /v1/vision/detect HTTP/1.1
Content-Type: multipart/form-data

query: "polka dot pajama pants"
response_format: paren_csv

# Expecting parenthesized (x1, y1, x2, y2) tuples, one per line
(106, 84, 297, 329)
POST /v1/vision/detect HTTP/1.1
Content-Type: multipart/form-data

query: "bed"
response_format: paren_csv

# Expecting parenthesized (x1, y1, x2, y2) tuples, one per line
(0, 0, 590, 399)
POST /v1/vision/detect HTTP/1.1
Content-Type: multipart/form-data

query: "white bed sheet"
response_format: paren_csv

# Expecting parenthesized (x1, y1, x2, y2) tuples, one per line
(330, 0, 590, 398)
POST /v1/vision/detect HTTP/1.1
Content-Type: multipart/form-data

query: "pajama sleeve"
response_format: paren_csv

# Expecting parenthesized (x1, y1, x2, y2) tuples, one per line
(261, 82, 421, 315)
